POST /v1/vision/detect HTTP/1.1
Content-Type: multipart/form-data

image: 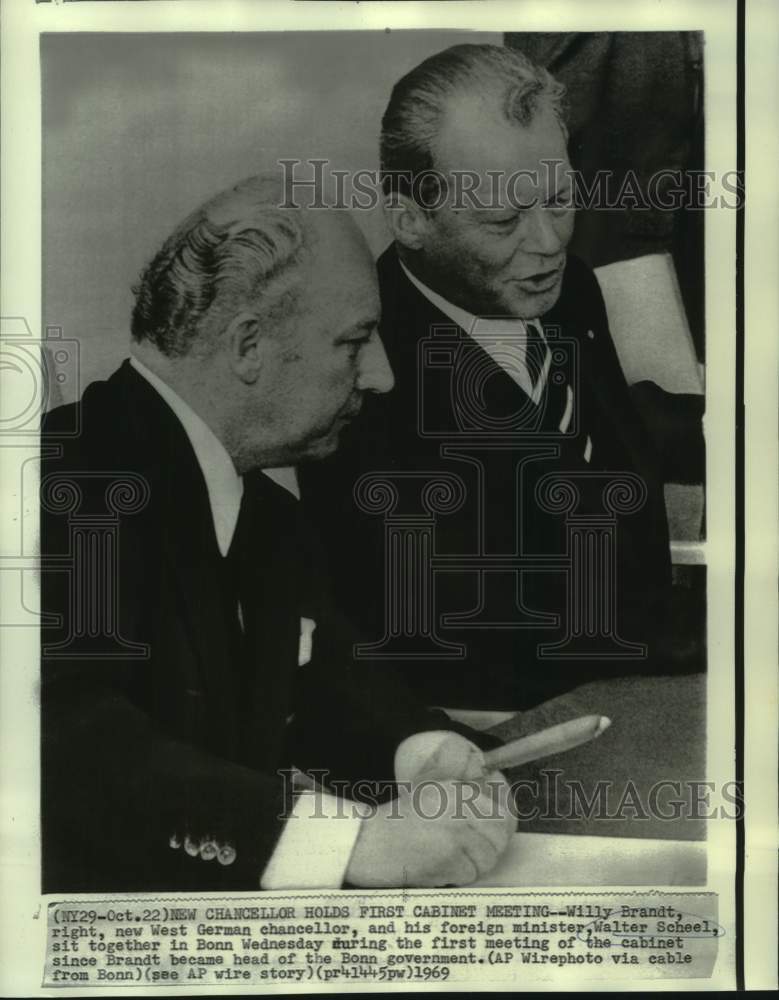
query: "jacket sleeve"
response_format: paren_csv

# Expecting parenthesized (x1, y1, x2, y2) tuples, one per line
(40, 450, 295, 892)
(42, 663, 295, 891)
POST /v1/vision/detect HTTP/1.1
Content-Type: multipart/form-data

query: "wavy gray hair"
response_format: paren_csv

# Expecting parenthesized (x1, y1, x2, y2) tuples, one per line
(131, 175, 310, 357)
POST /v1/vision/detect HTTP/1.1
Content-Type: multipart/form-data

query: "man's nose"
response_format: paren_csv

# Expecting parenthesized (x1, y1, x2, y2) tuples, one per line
(357, 332, 395, 395)
(522, 204, 567, 256)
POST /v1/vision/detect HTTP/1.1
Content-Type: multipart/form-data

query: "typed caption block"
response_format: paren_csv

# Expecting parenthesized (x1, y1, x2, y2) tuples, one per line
(43, 893, 721, 988)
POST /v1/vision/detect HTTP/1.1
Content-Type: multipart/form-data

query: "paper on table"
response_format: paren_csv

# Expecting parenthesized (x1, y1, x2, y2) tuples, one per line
(594, 252, 704, 394)
(473, 832, 706, 887)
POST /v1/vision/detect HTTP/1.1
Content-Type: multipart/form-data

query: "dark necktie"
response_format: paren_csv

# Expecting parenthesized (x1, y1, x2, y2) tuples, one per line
(225, 472, 303, 699)
(226, 475, 311, 765)
(527, 321, 567, 434)
(224, 484, 261, 724)
(531, 323, 594, 464)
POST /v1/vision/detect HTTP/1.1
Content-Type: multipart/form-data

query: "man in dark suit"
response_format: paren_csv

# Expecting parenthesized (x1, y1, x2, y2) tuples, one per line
(41, 175, 513, 892)
(302, 44, 672, 711)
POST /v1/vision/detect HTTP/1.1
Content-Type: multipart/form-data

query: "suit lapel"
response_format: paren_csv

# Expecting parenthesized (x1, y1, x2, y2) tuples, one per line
(382, 246, 657, 480)
(383, 253, 539, 435)
(112, 363, 242, 747)
(162, 464, 240, 727)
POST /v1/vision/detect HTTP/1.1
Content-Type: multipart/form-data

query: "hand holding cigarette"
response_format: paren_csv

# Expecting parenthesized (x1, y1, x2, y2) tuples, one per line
(482, 714, 612, 772)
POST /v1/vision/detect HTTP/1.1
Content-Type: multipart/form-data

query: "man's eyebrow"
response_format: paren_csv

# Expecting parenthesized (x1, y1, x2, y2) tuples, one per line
(477, 204, 532, 220)
(549, 175, 574, 197)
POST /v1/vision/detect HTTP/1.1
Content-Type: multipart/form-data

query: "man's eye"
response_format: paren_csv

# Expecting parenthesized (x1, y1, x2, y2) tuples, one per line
(546, 192, 573, 210)
(490, 216, 519, 230)
(345, 339, 367, 359)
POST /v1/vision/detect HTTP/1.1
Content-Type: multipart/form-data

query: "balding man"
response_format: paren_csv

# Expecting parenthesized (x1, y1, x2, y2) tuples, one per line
(41, 175, 513, 892)
(303, 45, 673, 710)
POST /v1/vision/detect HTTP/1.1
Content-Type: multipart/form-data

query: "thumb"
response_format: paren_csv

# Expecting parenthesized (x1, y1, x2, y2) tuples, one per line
(422, 734, 484, 779)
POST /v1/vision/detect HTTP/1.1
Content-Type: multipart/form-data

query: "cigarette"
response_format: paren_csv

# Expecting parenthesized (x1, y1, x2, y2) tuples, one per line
(481, 715, 612, 772)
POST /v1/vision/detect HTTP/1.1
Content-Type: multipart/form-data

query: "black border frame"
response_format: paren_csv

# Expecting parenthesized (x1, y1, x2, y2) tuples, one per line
(734, 0, 746, 990)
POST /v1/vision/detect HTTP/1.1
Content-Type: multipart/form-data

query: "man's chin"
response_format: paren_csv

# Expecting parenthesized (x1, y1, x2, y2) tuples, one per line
(297, 428, 343, 463)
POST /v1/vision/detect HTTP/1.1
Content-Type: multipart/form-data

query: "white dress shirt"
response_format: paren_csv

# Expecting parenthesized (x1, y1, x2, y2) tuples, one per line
(400, 263, 590, 452)
(130, 357, 243, 555)
(400, 262, 551, 402)
(129, 356, 361, 888)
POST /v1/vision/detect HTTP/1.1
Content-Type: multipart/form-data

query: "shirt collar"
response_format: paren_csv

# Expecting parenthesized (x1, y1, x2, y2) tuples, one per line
(399, 260, 540, 336)
(400, 261, 483, 334)
(398, 261, 547, 400)
(130, 356, 243, 556)
(130, 358, 303, 559)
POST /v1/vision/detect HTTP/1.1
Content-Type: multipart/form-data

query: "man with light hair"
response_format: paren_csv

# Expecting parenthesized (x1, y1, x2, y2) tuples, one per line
(41, 173, 514, 892)
(304, 44, 673, 710)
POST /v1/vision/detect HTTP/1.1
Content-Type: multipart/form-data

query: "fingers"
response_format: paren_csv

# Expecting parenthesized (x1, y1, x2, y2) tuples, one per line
(428, 791, 511, 886)
(416, 774, 514, 850)
(461, 776, 515, 856)
(424, 847, 479, 888)
(347, 775, 516, 889)
(420, 734, 483, 780)
(458, 827, 500, 879)
(461, 746, 487, 781)
(466, 805, 512, 854)
(432, 823, 504, 886)
(479, 771, 515, 822)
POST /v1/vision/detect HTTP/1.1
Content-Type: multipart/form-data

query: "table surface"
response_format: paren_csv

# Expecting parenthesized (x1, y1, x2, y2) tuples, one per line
(473, 831, 706, 887)
(481, 673, 707, 842)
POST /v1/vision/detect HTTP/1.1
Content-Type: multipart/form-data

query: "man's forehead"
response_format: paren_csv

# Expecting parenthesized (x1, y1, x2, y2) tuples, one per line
(435, 94, 568, 176)
(301, 214, 379, 311)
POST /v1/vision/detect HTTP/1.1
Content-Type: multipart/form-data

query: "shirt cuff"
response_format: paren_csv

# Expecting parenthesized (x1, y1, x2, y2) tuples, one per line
(260, 791, 363, 890)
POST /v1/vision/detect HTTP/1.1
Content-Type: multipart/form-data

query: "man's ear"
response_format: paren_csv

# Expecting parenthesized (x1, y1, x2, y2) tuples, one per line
(225, 311, 266, 384)
(383, 192, 429, 252)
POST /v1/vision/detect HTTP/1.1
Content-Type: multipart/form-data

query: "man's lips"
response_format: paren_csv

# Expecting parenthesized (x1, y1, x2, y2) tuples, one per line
(514, 265, 564, 292)
(338, 401, 362, 423)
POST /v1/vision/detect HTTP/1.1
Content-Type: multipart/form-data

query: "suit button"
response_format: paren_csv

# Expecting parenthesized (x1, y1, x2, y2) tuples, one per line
(217, 844, 237, 866)
(184, 836, 200, 857)
(200, 840, 218, 861)
(587, 329, 595, 339)
(169, 834, 182, 850)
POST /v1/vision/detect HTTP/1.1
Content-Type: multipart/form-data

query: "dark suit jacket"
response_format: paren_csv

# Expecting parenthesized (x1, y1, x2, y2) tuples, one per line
(301, 247, 672, 710)
(40, 361, 493, 892)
